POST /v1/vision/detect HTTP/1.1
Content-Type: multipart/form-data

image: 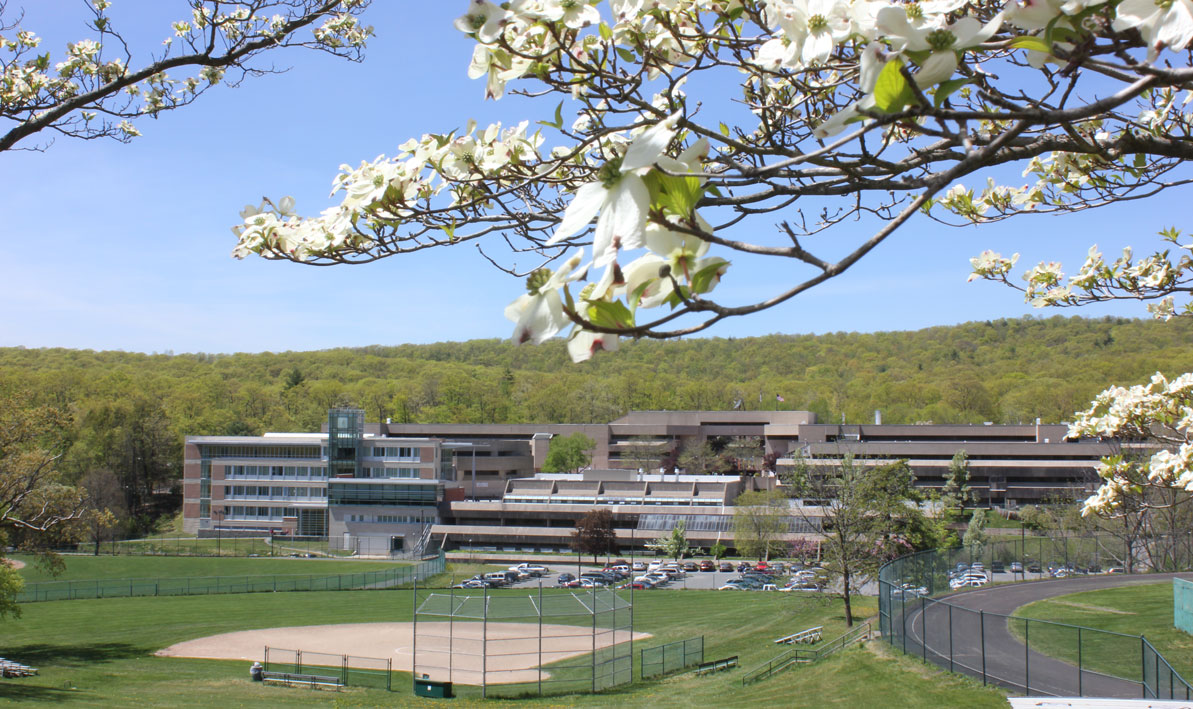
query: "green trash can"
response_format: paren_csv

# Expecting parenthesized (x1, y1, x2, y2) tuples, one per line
(414, 678, 453, 698)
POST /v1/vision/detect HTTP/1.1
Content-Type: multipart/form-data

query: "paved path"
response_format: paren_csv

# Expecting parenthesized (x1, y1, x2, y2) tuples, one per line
(893, 573, 1193, 698)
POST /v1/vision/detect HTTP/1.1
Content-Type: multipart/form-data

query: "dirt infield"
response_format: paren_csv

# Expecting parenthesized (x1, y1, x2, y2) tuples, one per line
(157, 622, 650, 685)
(2, 559, 25, 570)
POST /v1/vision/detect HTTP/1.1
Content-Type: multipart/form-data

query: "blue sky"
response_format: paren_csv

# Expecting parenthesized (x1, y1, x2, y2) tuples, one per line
(0, 3, 1174, 354)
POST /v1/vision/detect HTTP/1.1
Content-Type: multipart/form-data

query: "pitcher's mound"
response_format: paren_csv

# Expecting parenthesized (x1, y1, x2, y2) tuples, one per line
(158, 622, 649, 685)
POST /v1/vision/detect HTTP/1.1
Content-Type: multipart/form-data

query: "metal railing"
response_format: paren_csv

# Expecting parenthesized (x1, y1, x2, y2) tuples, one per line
(742, 620, 873, 685)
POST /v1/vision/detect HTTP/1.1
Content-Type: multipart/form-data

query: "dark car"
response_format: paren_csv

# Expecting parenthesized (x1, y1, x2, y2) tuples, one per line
(719, 562, 734, 573)
(700, 560, 715, 572)
(990, 561, 1005, 573)
(1026, 561, 1042, 573)
(556, 573, 576, 586)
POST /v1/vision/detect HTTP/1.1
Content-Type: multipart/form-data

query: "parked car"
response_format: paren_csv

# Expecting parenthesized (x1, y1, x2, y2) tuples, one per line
(700, 560, 715, 572)
(949, 574, 989, 590)
(1106, 566, 1125, 574)
(556, 573, 576, 586)
(510, 563, 550, 576)
(1009, 561, 1024, 573)
(632, 561, 648, 572)
(990, 561, 1005, 573)
(719, 562, 734, 573)
(1026, 562, 1042, 573)
(682, 561, 699, 572)
(483, 572, 510, 587)
(889, 583, 927, 598)
(581, 571, 617, 584)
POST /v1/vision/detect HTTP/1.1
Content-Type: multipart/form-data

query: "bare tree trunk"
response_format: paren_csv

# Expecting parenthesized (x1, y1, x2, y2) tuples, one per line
(842, 568, 854, 627)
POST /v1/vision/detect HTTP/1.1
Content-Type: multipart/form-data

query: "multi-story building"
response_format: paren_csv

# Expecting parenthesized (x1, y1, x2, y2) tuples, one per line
(182, 409, 1117, 555)
(183, 409, 452, 554)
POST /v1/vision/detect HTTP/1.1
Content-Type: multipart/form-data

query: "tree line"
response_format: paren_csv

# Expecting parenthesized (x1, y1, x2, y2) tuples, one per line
(0, 314, 1188, 541)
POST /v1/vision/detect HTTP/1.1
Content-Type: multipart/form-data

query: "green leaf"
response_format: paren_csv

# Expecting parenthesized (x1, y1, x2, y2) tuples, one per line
(719, 122, 730, 137)
(628, 280, 655, 311)
(599, 22, 612, 41)
(933, 78, 969, 108)
(537, 101, 565, 130)
(1009, 36, 1052, 53)
(586, 300, 635, 330)
(617, 47, 636, 63)
(642, 171, 664, 205)
(654, 173, 703, 218)
(873, 59, 911, 113)
(689, 258, 729, 295)
(442, 220, 457, 241)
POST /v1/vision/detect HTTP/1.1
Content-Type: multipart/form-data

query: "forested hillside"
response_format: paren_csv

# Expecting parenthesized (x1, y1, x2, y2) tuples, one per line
(3, 315, 1190, 435)
(3, 315, 1188, 533)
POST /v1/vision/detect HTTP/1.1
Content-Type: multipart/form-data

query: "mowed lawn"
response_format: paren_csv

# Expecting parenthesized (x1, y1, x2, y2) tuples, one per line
(0, 576, 1011, 708)
(1012, 580, 1193, 682)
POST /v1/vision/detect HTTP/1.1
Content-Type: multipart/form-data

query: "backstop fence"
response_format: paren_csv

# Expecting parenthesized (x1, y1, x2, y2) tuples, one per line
(412, 586, 634, 699)
(17, 551, 445, 603)
(263, 646, 394, 690)
(879, 538, 1193, 700)
(640, 636, 704, 678)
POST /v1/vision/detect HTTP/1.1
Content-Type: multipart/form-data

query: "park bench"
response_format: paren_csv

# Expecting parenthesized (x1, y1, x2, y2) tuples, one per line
(694, 656, 738, 676)
(774, 626, 823, 645)
(261, 670, 343, 690)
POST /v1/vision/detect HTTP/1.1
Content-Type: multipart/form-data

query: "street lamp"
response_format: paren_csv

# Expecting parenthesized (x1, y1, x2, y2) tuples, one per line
(213, 508, 223, 557)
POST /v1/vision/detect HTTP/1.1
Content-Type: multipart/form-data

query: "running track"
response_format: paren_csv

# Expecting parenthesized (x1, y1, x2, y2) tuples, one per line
(892, 572, 1193, 698)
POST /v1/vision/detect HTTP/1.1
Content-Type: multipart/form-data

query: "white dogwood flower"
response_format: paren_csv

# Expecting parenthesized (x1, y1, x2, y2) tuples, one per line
(504, 250, 589, 344)
(546, 113, 681, 267)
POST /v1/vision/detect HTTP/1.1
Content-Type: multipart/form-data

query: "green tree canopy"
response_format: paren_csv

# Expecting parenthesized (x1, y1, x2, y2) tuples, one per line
(732, 489, 789, 562)
(542, 433, 596, 474)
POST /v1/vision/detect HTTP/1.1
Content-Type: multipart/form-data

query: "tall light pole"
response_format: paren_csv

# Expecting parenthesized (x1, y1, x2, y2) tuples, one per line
(213, 508, 223, 557)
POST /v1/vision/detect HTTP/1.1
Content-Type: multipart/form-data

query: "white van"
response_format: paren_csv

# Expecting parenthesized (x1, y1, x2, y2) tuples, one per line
(483, 572, 509, 586)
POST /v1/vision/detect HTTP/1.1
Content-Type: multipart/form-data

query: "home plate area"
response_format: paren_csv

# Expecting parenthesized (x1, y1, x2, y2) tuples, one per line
(158, 621, 649, 685)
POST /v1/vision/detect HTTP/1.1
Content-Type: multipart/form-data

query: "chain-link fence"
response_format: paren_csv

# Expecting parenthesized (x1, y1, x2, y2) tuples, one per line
(641, 636, 704, 678)
(73, 534, 429, 559)
(17, 551, 445, 602)
(413, 586, 634, 699)
(263, 647, 393, 690)
(879, 538, 1193, 700)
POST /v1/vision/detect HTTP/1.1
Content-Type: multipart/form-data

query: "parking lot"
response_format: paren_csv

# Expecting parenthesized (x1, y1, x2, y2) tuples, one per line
(457, 560, 834, 592)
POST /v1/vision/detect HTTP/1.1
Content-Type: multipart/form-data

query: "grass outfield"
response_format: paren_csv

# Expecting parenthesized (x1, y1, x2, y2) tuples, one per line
(0, 584, 1011, 707)
(1011, 581, 1193, 681)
